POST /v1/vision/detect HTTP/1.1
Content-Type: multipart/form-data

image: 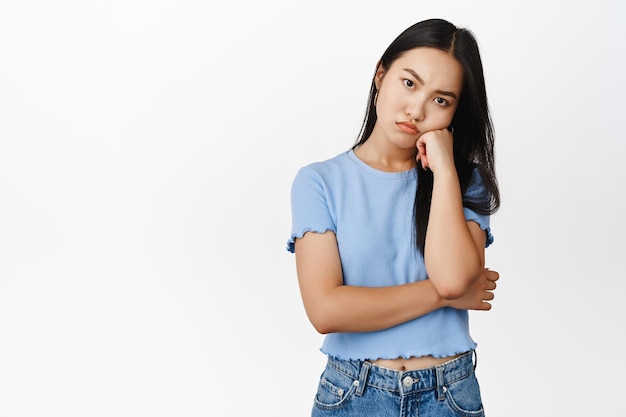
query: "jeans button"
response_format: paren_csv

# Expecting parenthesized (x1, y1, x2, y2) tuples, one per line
(402, 376, 413, 387)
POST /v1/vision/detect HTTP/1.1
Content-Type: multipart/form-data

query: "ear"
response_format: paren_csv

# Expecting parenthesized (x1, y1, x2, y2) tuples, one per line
(374, 62, 385, 90)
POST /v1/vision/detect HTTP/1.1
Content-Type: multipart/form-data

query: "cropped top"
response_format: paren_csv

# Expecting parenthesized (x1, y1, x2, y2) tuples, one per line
(287, 150, 493, 361)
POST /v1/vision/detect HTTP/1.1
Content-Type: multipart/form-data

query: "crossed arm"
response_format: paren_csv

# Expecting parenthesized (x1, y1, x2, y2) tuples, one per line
(294, 221, 498, 335)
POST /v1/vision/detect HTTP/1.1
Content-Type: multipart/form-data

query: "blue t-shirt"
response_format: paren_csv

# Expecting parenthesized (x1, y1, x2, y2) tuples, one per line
(287, 150, 493, 360)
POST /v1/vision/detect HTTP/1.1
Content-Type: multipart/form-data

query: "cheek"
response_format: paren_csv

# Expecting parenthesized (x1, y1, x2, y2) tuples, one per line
(427, 110, 455, 130)
(378, 81, 408, 107)
(375, 91, 398, 119)
(377, 87, 395, 107)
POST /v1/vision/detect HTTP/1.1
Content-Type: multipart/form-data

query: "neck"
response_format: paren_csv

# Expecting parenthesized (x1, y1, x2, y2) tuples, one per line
(354, 136, 417, 173)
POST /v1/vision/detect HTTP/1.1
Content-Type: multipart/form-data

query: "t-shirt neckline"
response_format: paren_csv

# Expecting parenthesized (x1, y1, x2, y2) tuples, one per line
(347, 149, 416, 180)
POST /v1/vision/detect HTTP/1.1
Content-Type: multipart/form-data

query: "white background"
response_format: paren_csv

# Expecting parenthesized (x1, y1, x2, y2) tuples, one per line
(1, 1, 625, 416)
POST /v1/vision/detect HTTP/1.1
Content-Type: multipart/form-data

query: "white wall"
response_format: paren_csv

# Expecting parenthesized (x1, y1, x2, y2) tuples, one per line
(1, 1, 624, 415)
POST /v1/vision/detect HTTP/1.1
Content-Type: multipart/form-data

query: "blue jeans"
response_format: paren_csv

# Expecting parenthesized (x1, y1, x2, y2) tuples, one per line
(311, 351, 484, 417)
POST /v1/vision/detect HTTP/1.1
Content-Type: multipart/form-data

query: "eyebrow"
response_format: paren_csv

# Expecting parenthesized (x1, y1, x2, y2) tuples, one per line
(402, 68, 458, 100)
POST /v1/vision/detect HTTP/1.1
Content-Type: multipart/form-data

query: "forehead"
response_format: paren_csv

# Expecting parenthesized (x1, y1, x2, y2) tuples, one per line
(390, 47, 464, 90)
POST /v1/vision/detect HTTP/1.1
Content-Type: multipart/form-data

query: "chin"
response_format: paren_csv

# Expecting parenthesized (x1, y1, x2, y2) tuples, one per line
(391, 138, 418, 150)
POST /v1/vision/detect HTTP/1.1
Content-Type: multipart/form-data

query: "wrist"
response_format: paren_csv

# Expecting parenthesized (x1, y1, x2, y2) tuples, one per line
(431, 164, 457, 179)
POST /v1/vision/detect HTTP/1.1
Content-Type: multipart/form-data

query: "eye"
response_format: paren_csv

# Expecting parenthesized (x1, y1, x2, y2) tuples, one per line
(403, 79, 415, 88)
(434, 97, 449, 107)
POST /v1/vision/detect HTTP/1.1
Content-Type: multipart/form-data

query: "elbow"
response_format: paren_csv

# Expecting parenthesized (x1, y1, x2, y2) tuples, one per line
(313, 324, 332, 335)
(307, 309, 336, 335)
(428, 254, 484, 300)
(310, 318, 334, 335)
(433, 282, 468, 300)
(431, 268, 482, 300)
(301, 289, 344, 334)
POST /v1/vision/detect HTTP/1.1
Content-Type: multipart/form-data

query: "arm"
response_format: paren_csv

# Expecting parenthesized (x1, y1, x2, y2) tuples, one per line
(294, 230, 496, 334)
(294, 231, 445, 334)
(426, 182, 486, 299)
(417, 129, 486, 299)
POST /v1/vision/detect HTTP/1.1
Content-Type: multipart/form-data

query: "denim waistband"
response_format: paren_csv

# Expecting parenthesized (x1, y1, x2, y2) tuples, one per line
(326, 351, 476, 397)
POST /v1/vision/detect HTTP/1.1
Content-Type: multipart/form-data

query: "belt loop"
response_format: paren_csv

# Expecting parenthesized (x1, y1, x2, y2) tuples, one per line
(435, 365, 446, 401)
(355, 361, 371, 396)
(473, 350, 478, 371)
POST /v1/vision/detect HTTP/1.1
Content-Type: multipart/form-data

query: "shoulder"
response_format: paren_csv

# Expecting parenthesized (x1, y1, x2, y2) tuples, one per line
(298, 151, 351, 175)
(292, 151, 352, 187)
(463, 167, 490, 202)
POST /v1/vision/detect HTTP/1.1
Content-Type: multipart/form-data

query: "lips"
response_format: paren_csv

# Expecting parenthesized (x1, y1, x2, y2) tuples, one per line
(397, 121, 419, 135)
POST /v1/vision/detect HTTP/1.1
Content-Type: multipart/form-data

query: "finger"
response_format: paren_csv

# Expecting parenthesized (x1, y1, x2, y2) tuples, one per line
(417, 148, 428, 170)
(485, 269, 499, 281)
(475, 301, 492, 311)
(416, 142, 426, 157)
(419, 149, 428, 169)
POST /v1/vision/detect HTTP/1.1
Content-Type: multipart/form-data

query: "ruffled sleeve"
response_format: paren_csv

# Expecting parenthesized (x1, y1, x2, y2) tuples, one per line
(462, 168, 494, 247)
(286, 166, 336, 253)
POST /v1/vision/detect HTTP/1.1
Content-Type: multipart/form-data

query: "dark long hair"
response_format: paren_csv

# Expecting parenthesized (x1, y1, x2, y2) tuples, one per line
(352, 18, 500, 254)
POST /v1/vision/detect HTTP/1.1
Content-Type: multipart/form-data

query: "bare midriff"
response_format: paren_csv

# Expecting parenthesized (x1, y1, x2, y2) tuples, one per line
(370, 353, 462, 371)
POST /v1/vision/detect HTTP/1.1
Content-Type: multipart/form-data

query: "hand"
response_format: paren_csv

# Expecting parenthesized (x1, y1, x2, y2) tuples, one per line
(415, 128, 455, 172)
(445, 268, 499, 311)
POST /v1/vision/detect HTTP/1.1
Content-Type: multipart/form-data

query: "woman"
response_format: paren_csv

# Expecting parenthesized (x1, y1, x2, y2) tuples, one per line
(287, 18, 501, 416)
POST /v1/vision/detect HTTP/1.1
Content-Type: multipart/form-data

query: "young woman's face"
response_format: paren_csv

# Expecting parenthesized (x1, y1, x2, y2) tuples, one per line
(372, 47, 464, 151)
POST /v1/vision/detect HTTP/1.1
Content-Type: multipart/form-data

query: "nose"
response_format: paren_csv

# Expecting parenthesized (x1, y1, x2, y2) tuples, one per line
(406, 95, 426, 122)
